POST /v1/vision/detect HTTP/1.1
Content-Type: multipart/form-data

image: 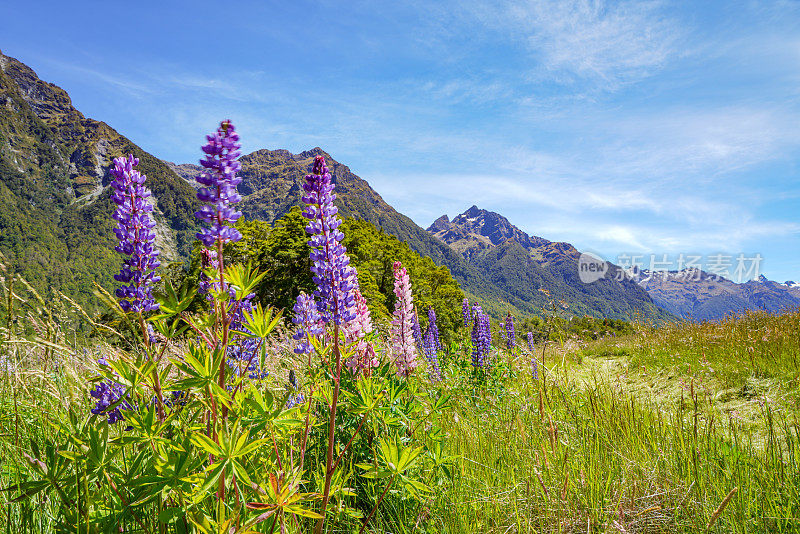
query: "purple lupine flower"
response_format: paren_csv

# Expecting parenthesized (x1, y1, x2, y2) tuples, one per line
(390, 261, 417, 377)
(527, 331, 538, 379)
(302, 156, 358, 325)
(499, 320, 506, 342)
(110, 154, 161, 313)
(90, 380, 131, 424)
(478, 313, 492, 367)
(471, 307, 492, 370)
(292, 292, 325, 356)
(195, 120, 243, 247)
(462, 298, 471, 326)
(422, 325, 442, 381)
(411, 308, 424, 349)
(472, 303, 482, 322)
(505, 313, 515, 350)
(426, 307, 442, 351)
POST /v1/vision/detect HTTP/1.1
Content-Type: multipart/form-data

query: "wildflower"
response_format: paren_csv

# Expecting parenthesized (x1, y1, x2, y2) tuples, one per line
(505, 313, 515, 350)
(411, 308, 424, 348)
(462, 298, 471, 326)
(426, 307, 442, 352)
(292, 292, 324, 355)
(527, 331, 538, 380)
(478, 313, 492, 366)
(471, 305, 491, 369)
(390, 261, 417, 377)
(302, 156, 357, 325)
(422, 308, 442, 381)
(110, 154, 161, 313)
(345, 287, 379, 372)
(146, 323, 159, 345)
(90, 380, 131, 424)
(194, 120, 243, 247)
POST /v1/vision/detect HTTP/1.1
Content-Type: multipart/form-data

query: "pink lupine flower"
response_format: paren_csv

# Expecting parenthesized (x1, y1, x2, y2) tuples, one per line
(389, 261, 417, 377)
(345, 287, 379, 372)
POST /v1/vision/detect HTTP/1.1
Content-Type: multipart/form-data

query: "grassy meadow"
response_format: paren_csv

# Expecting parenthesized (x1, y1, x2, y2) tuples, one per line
(1, 285, 798, 533)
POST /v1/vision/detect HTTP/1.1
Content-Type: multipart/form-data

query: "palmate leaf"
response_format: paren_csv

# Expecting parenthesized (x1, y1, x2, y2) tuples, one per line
(195, 461, 227, 500)
(190, 433, 224, 457)
(152, 280, 196, 318)
(224, 263, 269, 301)
(235, 303, 282, 339)
(245, 469, 323, 528)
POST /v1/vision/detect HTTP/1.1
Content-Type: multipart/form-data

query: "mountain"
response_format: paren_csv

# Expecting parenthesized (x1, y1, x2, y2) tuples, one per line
(0, 51, 531, 318)
(633, 269, 800, 320)
(166, 152, 548, 318)
(0, 50, 672, 322)
(782, 280, 800, 299)
(428, 206, 673, 321)
(0, 50, 201, 305)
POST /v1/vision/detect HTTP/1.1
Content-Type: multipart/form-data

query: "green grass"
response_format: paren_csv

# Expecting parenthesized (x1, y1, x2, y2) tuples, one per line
(2, 310, 800, 532)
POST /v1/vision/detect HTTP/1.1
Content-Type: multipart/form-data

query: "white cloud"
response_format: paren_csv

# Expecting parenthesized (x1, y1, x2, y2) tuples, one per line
(475, 0, 684, 89)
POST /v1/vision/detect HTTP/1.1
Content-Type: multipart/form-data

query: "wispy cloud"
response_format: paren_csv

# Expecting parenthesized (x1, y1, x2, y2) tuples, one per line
(469, 0, 685, 90)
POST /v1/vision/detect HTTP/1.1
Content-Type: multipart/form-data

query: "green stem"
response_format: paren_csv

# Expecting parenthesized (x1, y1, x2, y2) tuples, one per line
(359, 475, 395, 534)
(314, 323, 342, 534)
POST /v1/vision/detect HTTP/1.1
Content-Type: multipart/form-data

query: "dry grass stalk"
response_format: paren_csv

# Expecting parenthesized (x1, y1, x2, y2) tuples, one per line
(706, 486, 738, 531)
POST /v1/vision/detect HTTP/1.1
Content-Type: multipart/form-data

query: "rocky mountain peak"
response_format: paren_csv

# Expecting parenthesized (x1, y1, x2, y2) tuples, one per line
(428, 214, 450, 233)
(428, 205, 565, 263)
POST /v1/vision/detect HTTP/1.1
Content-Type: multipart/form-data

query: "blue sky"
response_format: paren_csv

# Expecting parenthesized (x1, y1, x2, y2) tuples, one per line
(3, 1, 800, 281)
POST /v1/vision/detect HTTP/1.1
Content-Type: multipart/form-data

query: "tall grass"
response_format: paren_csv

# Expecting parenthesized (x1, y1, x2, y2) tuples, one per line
(417, 368, 798, 532)
(2, 290, 799, 532)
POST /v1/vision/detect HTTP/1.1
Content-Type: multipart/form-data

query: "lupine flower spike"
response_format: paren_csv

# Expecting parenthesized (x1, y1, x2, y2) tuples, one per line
(110, 154, 161, 313)
(505, 312, 515, 350)
(422, 307, 442, 381)
(195, 120, 243, 247)
(390, 261, 417, 377)
(293, 292, 324, 359)
(527, 331, 538, 380)
(478, 313, 492, 367)
(462, 298, 471, 326)
(345, 286, 379, 373)
(471, 304, 491, 369)
(302, 155, 358, 326)
(90, 379, 131, 424)
(411, 308, 424, 349)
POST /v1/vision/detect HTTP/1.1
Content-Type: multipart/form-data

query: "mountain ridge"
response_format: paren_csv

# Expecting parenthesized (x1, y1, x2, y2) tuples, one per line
(0, 50, 672, 321)
(632, 268, 800, 320)
(428, 206, 674, 321)
(0, 49, 201, 305)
